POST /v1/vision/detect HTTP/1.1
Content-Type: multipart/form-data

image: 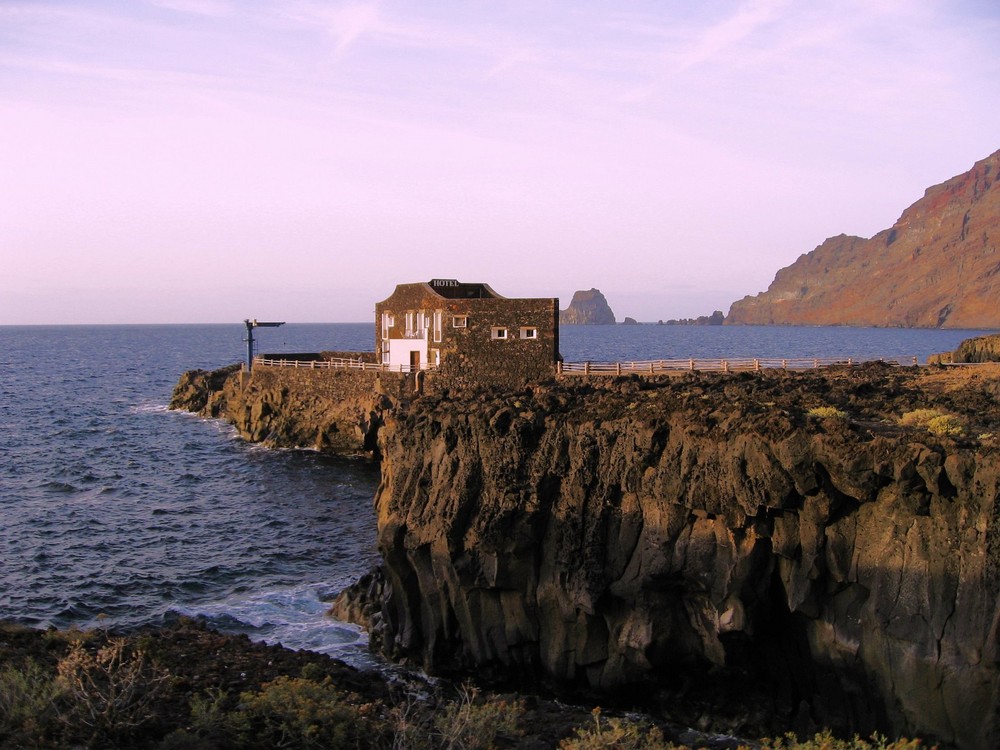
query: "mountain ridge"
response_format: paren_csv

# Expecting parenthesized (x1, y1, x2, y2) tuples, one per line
(726, 149, 1000, 328)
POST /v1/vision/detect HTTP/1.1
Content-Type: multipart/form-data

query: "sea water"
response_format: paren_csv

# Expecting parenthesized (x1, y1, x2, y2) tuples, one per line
(1, 323, 994, 663)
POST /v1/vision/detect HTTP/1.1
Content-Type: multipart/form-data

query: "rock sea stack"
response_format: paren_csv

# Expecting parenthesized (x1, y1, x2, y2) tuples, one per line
(560, 289, 617, 325)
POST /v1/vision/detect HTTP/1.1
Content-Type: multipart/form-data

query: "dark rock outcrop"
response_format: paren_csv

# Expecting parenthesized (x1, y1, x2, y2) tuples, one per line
(930, 333, 1000, 364)
(560, 289, 617, 325)
(372, 365, 1000, 747)
(661, 311, 725, 326)
(727, 149, 1000, 328)
(169, 364, 398, 456)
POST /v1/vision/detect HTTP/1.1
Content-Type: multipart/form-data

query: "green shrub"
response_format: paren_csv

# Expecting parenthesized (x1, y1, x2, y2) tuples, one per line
(235, 675, 383, 749)
(807, 406, 847, 420)
(900, 409, 965, 436)
(926, 415, 965, 437)
(559, 717, 933, 750)
(186, 687, 250, 749)
(900, 409, 943, 427)
(0, 658, 60, 746)
(559, 708, 669, 750)
(754, 731, 932, 749)
(432, 683, 524, 750)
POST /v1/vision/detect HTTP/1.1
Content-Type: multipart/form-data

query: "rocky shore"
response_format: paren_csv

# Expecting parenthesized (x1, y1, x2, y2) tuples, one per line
(168, 361, 1000, 749)
(0, 618, 608, 749)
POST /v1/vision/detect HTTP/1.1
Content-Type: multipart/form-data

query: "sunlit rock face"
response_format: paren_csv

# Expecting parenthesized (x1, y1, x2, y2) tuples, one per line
(727, 149, 1000, 328)
(374, 366, 1000, 748)
(560, 288, 617, 325)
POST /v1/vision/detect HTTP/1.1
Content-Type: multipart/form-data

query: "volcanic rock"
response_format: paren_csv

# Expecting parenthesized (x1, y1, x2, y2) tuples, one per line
(560, 289, 617, 325)
(727, 149, 1000, 328)
(372, 364, 1000, 748)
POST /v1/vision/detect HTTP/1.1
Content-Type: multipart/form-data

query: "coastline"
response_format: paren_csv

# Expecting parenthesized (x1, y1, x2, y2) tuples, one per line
(170, 356, 1000, 748)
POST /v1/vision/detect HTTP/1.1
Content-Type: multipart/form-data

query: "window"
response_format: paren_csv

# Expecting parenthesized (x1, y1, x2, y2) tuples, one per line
(453, 315, 468, 328)
(491, 327, 508, 340)
(520, 327, 538, 340)
(433, 311, 443, 343)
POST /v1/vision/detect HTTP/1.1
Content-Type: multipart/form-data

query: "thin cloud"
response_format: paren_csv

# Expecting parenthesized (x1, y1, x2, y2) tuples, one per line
(281, 2, 382, 57)
(672, 0, 789, 71)
(146, 0, 233, 17)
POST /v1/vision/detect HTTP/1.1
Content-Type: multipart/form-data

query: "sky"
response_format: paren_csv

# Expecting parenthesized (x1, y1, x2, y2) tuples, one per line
(2, 1, 999, 324)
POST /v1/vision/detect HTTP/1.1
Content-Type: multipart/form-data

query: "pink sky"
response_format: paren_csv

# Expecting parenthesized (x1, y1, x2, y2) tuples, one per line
(2, 0, 999, 323)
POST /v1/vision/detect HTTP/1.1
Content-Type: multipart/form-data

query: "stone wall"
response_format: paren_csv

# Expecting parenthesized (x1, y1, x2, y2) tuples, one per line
(436, 297, 559, 390)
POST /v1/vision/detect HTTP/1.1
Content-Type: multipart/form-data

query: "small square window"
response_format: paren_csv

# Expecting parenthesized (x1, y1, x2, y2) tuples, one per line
(453, 315, 468, 328)
(491, 327, 508, 340)
(520, 327, 537, 340)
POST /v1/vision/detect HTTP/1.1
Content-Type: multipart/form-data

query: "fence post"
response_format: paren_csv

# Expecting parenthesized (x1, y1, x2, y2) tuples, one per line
(848, 358, 853, 367)
(722, 360, 729, 373)
(584, 361, 590, 375)
(689, 358, 695, 371)
(782, 359, 787, 370)
(813, 358, 819, 368)
(616, 362, 621, 375)
(912, 356, 918, 366)
(754, 359, 760, 372)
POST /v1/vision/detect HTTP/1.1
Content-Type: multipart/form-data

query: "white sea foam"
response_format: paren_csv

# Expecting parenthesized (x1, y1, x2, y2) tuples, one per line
(131, 403, 171, 414)
(177, 583, 380, 669)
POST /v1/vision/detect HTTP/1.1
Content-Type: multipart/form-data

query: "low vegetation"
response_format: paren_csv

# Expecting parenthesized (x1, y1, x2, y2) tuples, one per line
(899, 409, 966, 436)
(0, 625, 525, 750)
(560, 710, 934, 750)
(806, 406, 848, 420)
(0, 625, 941, 749)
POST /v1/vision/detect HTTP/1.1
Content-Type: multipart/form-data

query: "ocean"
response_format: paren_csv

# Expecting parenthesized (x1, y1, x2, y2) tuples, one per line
(1, 322, 995, 665)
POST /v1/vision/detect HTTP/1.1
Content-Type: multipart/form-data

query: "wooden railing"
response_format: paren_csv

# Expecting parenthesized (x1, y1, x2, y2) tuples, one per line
(254, 354, 919, 377)
(558, 356, 918, 376)
(253, 356, 438, 373)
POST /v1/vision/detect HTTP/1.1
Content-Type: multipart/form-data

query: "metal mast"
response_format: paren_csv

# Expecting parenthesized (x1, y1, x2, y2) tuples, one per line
(244, 319, 285, 371)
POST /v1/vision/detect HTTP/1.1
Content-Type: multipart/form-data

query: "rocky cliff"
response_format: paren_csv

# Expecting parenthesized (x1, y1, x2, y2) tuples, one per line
(372, 365, 1000, 747)
(727, 149, 1000, 328)
(170, 363, 402, 455)
(560, 289, 617, 325)
(929, 333, 1000, 365)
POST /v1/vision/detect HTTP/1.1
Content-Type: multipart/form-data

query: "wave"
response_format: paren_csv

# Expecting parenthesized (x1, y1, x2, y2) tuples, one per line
(172, 582, 378, 668)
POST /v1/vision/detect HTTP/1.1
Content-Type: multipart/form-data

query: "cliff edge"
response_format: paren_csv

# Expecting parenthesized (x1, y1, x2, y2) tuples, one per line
(727, 149, 1000, 328)
(372, 364, 1000, 747)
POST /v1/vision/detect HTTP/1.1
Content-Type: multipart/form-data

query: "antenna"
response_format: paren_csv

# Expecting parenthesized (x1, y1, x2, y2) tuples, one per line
(244, 319, 285, 371)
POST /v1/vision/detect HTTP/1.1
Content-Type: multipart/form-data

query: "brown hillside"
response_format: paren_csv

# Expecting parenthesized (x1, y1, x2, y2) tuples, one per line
(727, 149, 1000, 327)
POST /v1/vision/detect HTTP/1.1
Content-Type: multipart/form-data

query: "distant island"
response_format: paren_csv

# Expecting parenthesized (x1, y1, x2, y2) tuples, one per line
(560, 288, 616, 324)
(658, 310, 725, 326)
(726, 148, 1000, 328)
